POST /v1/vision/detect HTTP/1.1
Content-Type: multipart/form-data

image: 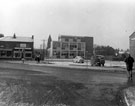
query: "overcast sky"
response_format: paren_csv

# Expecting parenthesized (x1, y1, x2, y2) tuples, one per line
(0, 0, 135, 49)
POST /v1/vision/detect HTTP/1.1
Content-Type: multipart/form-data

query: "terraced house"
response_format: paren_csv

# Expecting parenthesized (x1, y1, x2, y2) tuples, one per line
(0, 34, 34, 60)
(48, 35, 93, 59)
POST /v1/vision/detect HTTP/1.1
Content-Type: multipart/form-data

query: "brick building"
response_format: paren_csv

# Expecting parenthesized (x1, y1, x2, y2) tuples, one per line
(130, 32, 135, 66)
(48, 35, 93, 59)
(0, 34, 34, 59)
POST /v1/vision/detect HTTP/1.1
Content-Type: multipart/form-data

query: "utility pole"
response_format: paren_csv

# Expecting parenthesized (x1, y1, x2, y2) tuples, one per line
(86, 51, 89, 69)
(40, 44, 42, 54)
(42, 39, 46, 60)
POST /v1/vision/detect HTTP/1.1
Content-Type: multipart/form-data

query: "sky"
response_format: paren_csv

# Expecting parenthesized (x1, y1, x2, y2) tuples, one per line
(0, 0, 135, 50)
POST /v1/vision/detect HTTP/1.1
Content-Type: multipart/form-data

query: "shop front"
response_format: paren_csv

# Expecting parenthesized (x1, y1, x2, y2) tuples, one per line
(0, 49, 12, 58)
(13, 48, 32, 59)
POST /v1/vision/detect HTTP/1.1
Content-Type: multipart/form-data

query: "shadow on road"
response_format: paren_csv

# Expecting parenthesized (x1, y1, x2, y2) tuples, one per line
(126, 73, 135, 87)
(0, 74, 89, 106)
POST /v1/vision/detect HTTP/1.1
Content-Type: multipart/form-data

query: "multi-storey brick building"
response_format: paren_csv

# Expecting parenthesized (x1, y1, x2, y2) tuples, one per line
(0, 34, 34, 59)
(48, 35, 93, 59)
(130, 32, 135, 66)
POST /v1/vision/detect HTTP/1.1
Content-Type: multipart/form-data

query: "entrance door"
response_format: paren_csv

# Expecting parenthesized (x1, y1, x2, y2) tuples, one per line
(13, 51, 21, 58)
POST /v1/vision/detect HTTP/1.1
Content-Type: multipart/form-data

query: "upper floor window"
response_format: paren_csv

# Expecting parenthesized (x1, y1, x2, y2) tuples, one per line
(20, 43, 26, 48)
(70, 43, 77, 50)
(73, 38, 77, 42)
(78, 43, 81, 50)
(53, 42, 60, 49)
(65, 38, 69, 42)
(62, 43, 68, 50)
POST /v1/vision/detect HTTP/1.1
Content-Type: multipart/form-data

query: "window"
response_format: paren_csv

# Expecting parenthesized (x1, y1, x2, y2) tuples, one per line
(78, 51, 84, 57)
(78, 43, 81, 50)
(70, 51, 76, 58)
(62, 43, 68, 50)
(1, 51, 6, 57)
(77, 38, 81, 42)
(70, 43, 77, 50)
(25, 53, 32, 58)
(26, 44, 30, 48)
(16, 44, 20, 47)
(73, 38, 77, 42)
(14, 52, 21, 58)
(65, 38, 69, 42)
(61, 51, 68, 58)
(0, 50, 12, 57)
(53, 51, 60, 58)
(7, 51, 12, 57)
(53, 42, 60, 49)
(20, 43, 26, 48)
(53, 51, 56, 55)
(82, 43, 85, 50)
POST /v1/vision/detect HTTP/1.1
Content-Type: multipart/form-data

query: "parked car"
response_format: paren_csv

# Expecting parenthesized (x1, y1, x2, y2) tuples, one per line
(91, 55, 105, 66)
(73, 56, 84, 63)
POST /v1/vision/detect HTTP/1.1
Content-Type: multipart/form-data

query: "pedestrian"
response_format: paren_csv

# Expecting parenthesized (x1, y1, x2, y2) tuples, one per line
(124, 54, 134, 80)
(21, 51, 25, 63)
(36, 53, 41, 63)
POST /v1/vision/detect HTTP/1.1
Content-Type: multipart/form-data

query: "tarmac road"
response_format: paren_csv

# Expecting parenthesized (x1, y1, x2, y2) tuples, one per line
(0, 61, 131, 106)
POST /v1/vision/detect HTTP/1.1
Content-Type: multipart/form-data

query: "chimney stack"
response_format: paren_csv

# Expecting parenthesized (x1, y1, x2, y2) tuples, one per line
(32, 35, 34, 39)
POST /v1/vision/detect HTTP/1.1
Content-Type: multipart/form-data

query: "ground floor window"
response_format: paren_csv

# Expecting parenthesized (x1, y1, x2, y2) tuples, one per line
(61, 51, 68, 58)
(70, 51, 76, 58)
(14, 52, 21, 58)
(13, 48, 32, 58)
(7, 51, 12, 57)
(0, 48, 33, 59)
(53, 51, 60, 58)
(25, 52, 32, 58)
(0, 50, 12, 58)
(1, 51, 6, 57)
(78, 51, 85, 58)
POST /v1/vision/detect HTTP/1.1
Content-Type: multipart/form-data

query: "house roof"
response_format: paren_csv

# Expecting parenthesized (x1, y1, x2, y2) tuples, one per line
(129, 32, 135, 38)
(0, 36, 34, 42)
(59, 35, 92, 38)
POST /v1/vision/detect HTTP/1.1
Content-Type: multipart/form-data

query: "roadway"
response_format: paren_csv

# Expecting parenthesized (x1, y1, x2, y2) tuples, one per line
(0, 61, 132, 106)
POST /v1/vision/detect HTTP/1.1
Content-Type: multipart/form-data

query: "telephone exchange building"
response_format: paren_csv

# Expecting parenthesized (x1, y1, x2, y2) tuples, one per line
(49, 35, 93, 59)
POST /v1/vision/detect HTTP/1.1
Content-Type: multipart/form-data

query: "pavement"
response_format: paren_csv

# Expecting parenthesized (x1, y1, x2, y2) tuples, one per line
(6, 60, 127, 73)
(124, 87, 135, 106)
(3, 60, 135, 106)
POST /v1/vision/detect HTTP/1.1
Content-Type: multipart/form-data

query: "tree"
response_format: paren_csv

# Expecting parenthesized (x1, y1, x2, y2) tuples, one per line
(47, 35, 52, 49)
(13, 33, 16, 38)
(95, 45, 115, 56)
(0, 34, 4, 38)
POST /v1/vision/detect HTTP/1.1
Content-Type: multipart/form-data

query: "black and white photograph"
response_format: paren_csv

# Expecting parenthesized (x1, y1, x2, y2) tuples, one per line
(0, 0, 135, 106)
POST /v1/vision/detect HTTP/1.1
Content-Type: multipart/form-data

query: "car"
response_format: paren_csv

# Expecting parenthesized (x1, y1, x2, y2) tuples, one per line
(91, 55, 105, 66)
(73, 56, 84, 63)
